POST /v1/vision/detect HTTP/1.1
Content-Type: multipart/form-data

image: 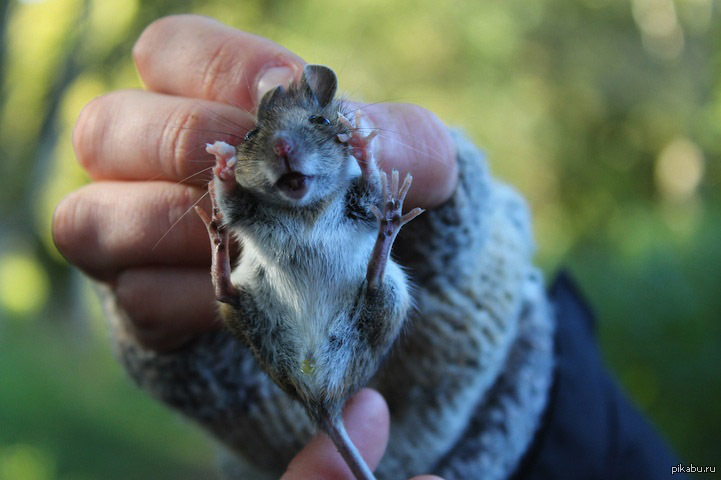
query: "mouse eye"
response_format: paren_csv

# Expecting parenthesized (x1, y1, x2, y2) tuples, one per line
(244, 127, 259, 141)
(308, 114, 330, 126)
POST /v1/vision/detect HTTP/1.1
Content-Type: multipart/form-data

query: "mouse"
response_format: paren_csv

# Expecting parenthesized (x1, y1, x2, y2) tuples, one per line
(194, 64, 424, 480)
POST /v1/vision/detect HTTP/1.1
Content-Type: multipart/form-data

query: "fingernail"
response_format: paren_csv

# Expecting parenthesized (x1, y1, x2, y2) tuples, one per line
(256, 66, 295, 102)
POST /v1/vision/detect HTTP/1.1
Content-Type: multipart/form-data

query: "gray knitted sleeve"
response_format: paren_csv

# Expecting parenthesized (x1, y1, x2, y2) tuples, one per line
(372, 130, 549, 479)
(105, 130, 552, 480)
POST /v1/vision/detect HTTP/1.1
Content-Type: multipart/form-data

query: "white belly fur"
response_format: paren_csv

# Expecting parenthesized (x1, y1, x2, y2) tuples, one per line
(229, 214, 408, 393)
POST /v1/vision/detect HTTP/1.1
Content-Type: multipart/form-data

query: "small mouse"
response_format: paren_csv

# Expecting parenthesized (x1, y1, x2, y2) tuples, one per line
(195, 64, 424, 480)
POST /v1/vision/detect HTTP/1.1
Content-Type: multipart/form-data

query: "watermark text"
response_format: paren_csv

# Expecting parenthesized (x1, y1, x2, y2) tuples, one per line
(671, 463, 716, 475)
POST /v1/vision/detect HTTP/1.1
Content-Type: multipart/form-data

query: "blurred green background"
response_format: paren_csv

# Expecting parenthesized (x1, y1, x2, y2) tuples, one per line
(1, 0, 719, 478)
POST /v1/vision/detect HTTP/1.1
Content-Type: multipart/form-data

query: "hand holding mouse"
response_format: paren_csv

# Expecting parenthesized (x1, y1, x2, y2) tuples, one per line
(53, 14, 457, 353)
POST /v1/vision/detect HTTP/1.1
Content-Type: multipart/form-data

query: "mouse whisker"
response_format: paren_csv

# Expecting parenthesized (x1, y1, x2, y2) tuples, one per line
(352, 127, 450, 166)
(144, 172, 165, 182)
(206, 81, 257, 119)
(339, 96, 438, 117)
(336, 22, 371, 80)
(149, 122, 246, 140)
(145, 165, 213, 184)
(351, 97, 419, 111)
(360, 126, 447, 157)
(372, 132, 451, 167)
(189, 98, 255, 133)
(243, 75, 261, 118)
(174, 166, 214, 186)
(152, 189, 210, 251)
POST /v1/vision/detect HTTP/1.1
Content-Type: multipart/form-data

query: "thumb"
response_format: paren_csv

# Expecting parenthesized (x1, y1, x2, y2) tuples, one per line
(281, 388, 389, 480)
(356, 102, 458, 210)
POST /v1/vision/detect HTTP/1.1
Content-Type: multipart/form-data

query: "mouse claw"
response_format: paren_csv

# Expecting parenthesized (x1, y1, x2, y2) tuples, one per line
(338, 111, 354, 131)
(380, 170, 390, 204)
(370, 204, 382, 222)
(339, 109, 379, 179)
(364, 129, 378, 144)
(401, 207, 425, 225)
(390, 169, 400, 198)
(397, 171, 412, 203)
(206, 141, 238, 188)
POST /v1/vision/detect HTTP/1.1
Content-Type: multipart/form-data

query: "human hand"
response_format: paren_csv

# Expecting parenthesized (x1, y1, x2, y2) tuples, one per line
(52, 14, 458, 352)
(282, 389, 443, 480)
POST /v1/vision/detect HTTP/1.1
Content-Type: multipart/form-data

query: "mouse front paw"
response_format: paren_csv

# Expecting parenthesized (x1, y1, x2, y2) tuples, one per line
(338, 110, 378, 179)
(206, 141, 238, 190)
(365, 169, 424, 290)
(371, 169, 425, 234)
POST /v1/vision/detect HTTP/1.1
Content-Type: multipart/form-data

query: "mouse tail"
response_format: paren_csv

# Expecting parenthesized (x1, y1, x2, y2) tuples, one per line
(321, 414, 377, 480)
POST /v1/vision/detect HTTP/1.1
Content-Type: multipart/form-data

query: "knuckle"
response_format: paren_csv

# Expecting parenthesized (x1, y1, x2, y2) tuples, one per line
(133, 15, 185, 73)
(51, 188, 116, 280)
(160, 104, 207, 181)
(200, 41, 238, 100)
(114, 271, 194, 352)
(115, 274, 161, 333)
(166, 183, 202, 239)
(73, 95, 107, 172)
(52, 190, 83, 259)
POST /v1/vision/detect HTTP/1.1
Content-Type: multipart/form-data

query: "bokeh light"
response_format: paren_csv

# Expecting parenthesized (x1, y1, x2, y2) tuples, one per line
(655, 136, 704, 201)
(0, 252, 49, 317)
(0, 444, 55, 480)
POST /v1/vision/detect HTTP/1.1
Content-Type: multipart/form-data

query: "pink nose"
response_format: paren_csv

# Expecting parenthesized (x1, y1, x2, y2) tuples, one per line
(273, 136, 294, 157)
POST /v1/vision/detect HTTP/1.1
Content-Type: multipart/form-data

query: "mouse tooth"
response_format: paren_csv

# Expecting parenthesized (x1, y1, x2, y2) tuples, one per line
(337, 133, 350, 143)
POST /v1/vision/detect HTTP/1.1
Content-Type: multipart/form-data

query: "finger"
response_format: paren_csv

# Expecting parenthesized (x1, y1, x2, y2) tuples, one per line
(281, 389, 389, 479)
(73, 89, 252, 183)
(133, 14, 305, 109)
(114, 267, 221, 352)
(53, 182, 212, 281)
(358, 102, 458, 209)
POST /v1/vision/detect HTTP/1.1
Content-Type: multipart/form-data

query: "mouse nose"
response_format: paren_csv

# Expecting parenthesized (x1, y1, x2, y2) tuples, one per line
(273, 135, 294, 158)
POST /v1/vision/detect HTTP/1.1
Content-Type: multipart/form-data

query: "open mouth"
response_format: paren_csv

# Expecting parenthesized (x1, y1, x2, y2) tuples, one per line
(276, 172, 311, 200)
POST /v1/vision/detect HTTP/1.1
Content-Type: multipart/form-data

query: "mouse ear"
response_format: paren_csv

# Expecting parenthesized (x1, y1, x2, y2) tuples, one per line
(259, 84, 285, 111)
(301, 65, 337, 107)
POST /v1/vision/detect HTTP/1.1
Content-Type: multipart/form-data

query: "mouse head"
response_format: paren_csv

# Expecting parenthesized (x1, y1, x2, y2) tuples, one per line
(234, 64, 355, 207)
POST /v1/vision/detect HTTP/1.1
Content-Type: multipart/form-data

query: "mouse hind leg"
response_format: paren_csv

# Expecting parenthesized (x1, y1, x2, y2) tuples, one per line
(195, 180, 239, 306)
